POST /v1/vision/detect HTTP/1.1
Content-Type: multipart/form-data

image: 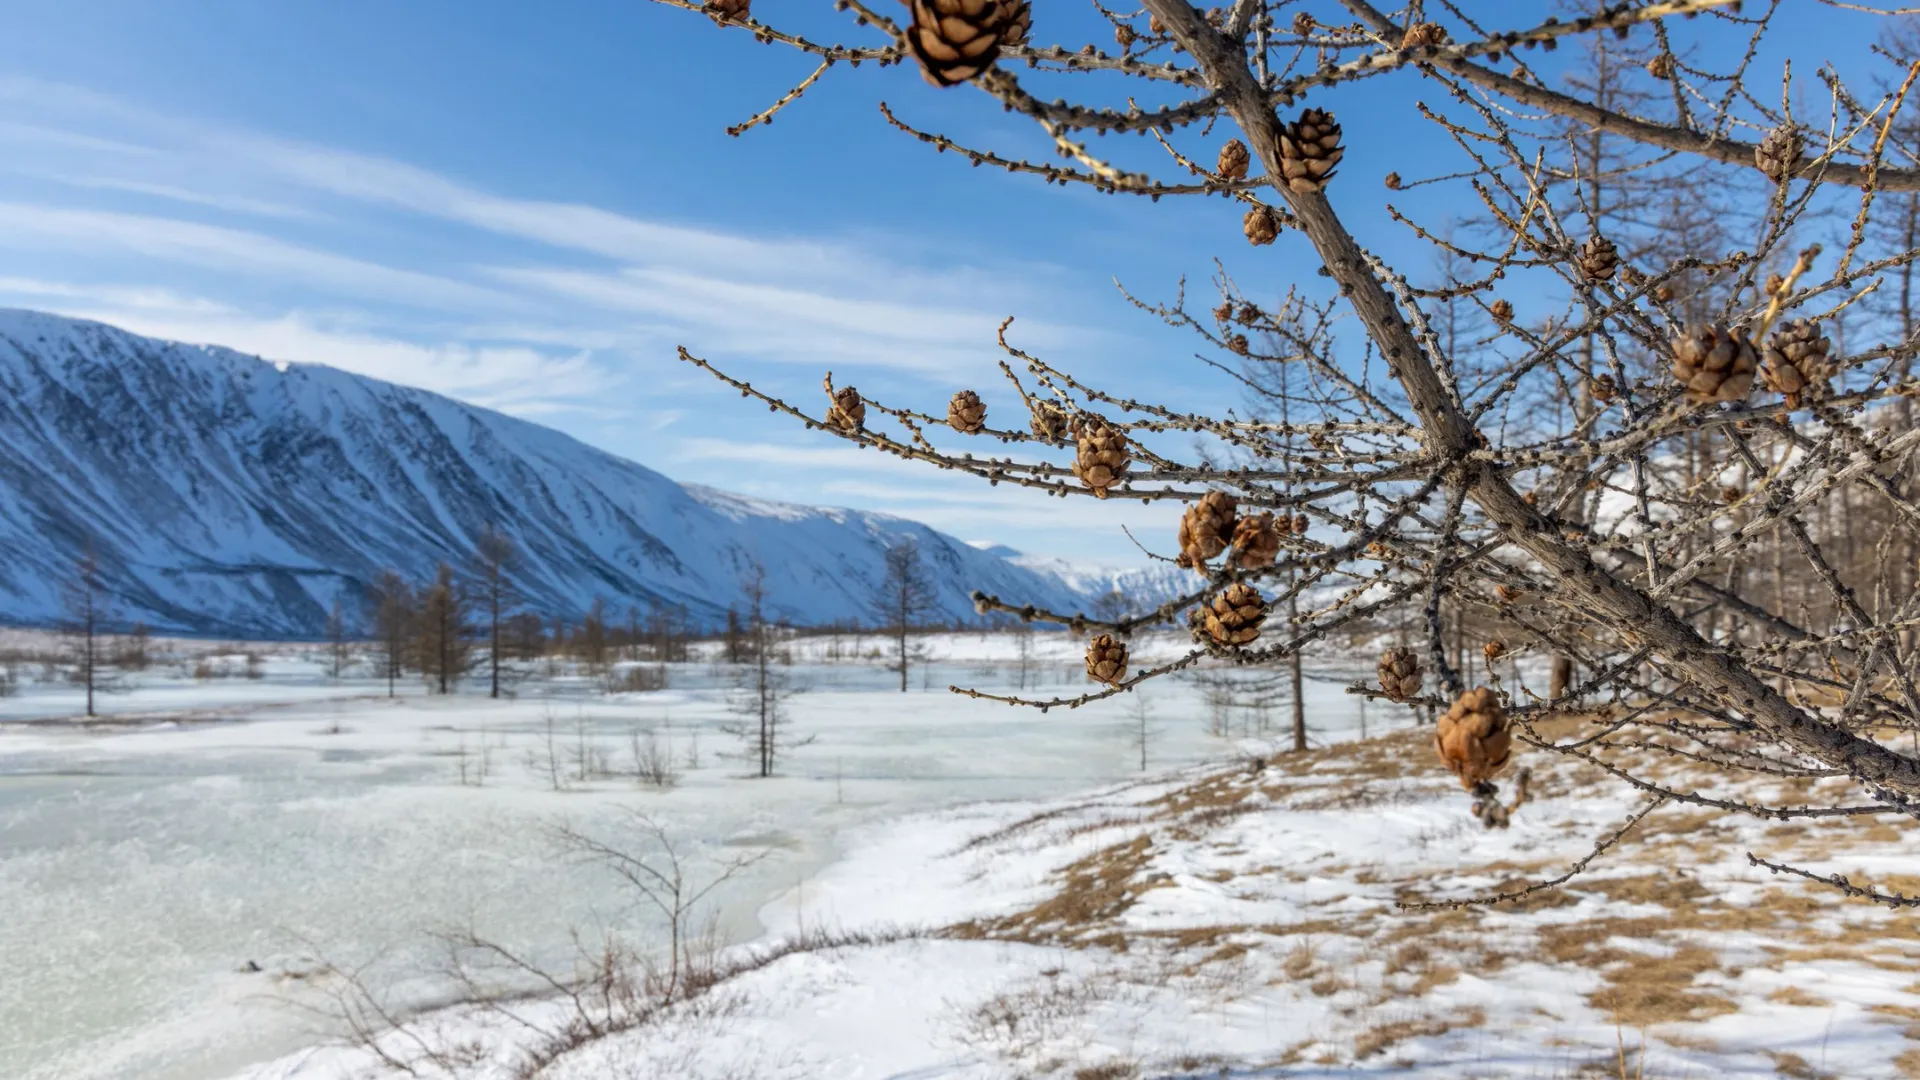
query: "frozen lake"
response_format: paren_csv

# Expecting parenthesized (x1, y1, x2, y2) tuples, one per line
(0, 637, 1387, 1080)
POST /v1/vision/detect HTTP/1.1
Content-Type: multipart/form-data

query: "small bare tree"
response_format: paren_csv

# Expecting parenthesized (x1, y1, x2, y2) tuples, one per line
(474, 525, 517, 699)
(872, 536, 936, 693)
(323, 600, 351, 679)
(416, 563, 472, 695)
(61, 550, 107, 717)
(722, 562, 811, 777)
(367, 569, 414, 699)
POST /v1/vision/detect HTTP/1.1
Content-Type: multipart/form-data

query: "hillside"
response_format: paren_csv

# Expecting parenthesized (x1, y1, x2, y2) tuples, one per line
(0, 309, 1180, 636)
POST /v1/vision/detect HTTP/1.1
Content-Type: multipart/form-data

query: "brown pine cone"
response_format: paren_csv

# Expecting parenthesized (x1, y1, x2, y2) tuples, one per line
(1384, 171, 1402, 190)
(1490, 298, 1514, 325)
(1646, 53, 1675, 79)
(1291, 513, 1309, 535)
(947, 389, 988, 433)
(906, 0, 1018, 86)
(826, 385, 866, 431)
(1400, 21, 1448, 49)
(1217, 139, 1250, 181)
(1483, 639, 1506, 664)
(1085, 633, 1129, 685)
(1291, 12, 1313, 35)
(1578, 235, 1619, 282)
(1671, 324, 1759, 405)
(1114, 22, 1137, 48)
(1619, 265, 1646, 288)
(1029, 399, 1069, 440)
(1177, 491, 1239, 569)
(1243, 206, 1281, 246)
(999, 0, 1031, 46)
(1071, 417, 1131, 499)
(1761, 319, 1833, 408)
(705, 0, 751, 20)
(1278, 108, 1343, 194)
(1377, 646, 1422, 702)
(1591, 373, 1618, 403)
(1202, 583, 1267, 646)
(1436, 687, 1512, 790)
(1235, 301, 1262, 324)
(1755, 125, 1804, 183)
(1226, 333, 1250, 355)
(1229, 512, 1281, 570)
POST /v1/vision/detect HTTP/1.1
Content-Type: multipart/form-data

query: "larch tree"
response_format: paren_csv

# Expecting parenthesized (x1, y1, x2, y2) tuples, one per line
(368, 569, 415, 699)
(722, 561, 810, 776)
(656, 0, 1920, 908)
(417, 563, 472, 695)
(324, 599, 351, 679)
(873, 535, 936, 692)
(473, 525, 517, 699)
(61, 549, 106, 718)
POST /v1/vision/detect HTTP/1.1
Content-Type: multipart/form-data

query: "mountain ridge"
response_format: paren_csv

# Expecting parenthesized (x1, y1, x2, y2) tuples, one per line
(0, 308, 1182, 637)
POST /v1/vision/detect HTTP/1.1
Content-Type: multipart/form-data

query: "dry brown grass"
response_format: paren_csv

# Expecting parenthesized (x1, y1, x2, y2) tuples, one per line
(951, 833, 1167, 949)
(1350, 1007, 1485, 1059)
(1766, 985, 1832, 1008)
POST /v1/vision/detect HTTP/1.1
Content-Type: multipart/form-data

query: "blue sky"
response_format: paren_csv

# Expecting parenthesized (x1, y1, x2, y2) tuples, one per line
(0, 1, 1880, 564)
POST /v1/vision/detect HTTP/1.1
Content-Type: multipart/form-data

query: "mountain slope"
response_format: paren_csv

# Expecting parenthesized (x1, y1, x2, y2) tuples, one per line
(0, 309, 1171, 637)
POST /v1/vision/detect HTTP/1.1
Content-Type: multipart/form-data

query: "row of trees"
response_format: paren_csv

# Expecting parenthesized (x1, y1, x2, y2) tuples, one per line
(346, 529, 944, 699)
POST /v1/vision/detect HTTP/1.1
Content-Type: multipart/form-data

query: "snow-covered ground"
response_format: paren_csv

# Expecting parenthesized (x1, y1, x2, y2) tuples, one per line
(225, 716, 1920, 1080)
(0, 631, 1380, 1080)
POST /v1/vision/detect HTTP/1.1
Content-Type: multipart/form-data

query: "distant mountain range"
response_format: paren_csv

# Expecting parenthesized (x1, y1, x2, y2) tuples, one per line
(0, 309, 1184, 637)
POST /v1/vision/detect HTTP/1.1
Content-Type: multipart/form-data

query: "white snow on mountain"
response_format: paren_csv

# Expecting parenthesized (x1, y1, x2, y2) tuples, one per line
(0, 309, 1180, 636)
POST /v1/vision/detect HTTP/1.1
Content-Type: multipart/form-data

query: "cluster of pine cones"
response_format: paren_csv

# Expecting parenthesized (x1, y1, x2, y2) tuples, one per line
(1174, 492, 1303, 572)
(904, 0, 1032, 86)
(1669, 319, 1832, 407)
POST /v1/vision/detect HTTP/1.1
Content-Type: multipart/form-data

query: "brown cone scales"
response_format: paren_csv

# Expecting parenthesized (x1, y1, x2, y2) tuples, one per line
(1071, 418, 1130, 499)
(1029, 399, 1068, 440)
(1177, 491, 1238, 569)
(1761, 319, 1833, 408)
(705, 0, 751, 20)
(1435, 687, 1513, 790)
(1085, 634, 1129, 685)
(1217, 140, 1250, 181)
(1377, 646, 1422, 702)
(906, 0, 1024, 86)
(1490, 298, 1514, 325)
(826, 385, 866, 431)
(947, 389, 987, 433)
(1230, 512, 1281, 570)
(1671, 324, 1759, 405)
(1243, 206, 1280, 246)
(998, 0, 1031, 47)
(1755, 125, 1803, 183)
(1400, 21, 1447, 49)
(1578, 235, 1619, 282)
(1647, 53, 1674, 79)
(1202, 583, 1267, 646)
(1278, 108, 1343, 194)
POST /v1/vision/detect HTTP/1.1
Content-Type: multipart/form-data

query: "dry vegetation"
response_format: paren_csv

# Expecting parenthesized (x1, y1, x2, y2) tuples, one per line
(930, 724, 1920, 1071)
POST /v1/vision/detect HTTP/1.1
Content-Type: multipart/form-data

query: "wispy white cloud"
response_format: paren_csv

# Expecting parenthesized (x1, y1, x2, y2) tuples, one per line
(0, 203, 514, 313)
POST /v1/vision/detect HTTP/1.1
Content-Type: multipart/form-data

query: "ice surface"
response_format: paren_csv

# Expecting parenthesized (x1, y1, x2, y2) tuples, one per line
(1, 634, 1376, 1080)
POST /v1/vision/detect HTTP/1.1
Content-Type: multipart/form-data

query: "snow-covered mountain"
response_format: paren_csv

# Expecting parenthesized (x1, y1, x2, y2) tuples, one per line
(0, 309, 1187, 637)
